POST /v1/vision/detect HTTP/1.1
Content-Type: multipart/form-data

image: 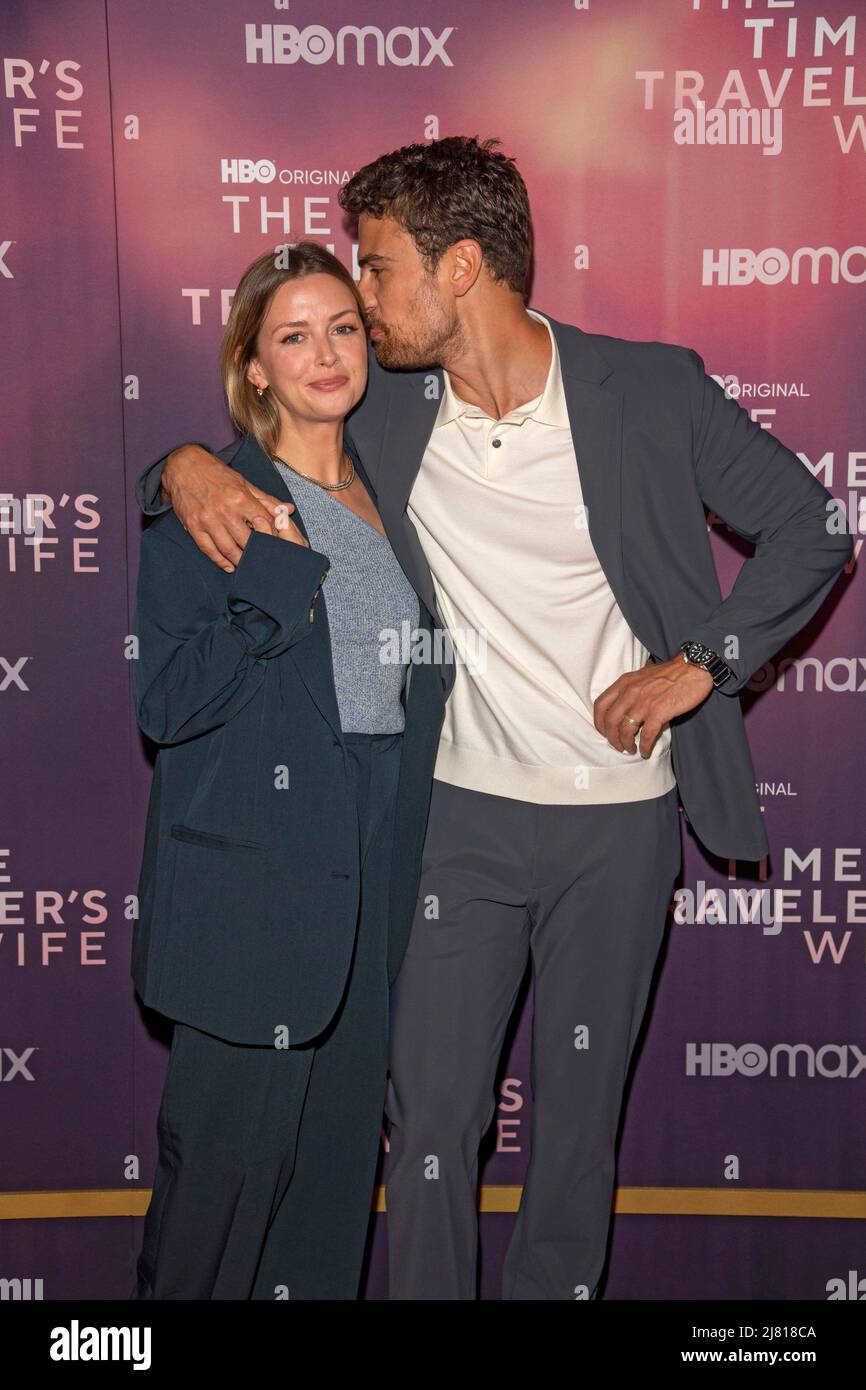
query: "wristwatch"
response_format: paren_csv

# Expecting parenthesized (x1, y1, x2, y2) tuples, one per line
(679, 640, 734, 689)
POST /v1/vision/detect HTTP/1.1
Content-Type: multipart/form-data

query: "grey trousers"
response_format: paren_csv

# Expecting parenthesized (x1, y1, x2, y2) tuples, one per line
(130, 731, 402, 1301)
(384, 776, 682, 1300)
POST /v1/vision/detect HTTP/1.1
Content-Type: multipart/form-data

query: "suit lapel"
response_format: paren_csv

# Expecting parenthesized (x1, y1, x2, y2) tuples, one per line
(552, 315, 627, 629)
(375, 309, 630, 645)
(229, 433, 345, 746)
(376, 378, 445, 623)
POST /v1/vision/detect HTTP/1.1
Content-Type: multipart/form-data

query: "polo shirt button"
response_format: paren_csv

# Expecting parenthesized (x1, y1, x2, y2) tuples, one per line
(491, 438, 502, 448)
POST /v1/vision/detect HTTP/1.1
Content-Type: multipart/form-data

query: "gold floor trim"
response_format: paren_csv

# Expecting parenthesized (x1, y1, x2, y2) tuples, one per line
(1, 1186, 864, 1221)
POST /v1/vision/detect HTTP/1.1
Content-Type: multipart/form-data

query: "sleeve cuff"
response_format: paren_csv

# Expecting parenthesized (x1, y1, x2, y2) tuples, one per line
(225, 529, 331, 653)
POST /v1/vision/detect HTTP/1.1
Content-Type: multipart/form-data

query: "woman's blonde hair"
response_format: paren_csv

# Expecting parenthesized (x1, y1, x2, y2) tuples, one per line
(220, 240, 367, 455)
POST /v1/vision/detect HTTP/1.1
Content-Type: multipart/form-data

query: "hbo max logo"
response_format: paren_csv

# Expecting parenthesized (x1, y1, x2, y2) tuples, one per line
(687, 1042, 866, 1078)
(703, 245, 866, 286)
(245, 23, 456, 67)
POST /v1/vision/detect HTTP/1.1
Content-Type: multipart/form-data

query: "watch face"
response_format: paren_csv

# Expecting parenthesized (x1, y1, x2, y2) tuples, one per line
(682, 642, 732, 684)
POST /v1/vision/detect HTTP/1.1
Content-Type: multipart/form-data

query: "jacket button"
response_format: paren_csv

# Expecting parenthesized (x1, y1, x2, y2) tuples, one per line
(308, 606, 315, 622)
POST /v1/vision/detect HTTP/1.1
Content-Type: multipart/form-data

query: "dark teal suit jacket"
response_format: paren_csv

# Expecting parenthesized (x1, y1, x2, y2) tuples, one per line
(132, 431, 445, 1045)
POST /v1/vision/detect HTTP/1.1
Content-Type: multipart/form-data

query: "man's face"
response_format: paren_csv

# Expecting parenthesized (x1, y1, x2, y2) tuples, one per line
(357, 212, 464, 370)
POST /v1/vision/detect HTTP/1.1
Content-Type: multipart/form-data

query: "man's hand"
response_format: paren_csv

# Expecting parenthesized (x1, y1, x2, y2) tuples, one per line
(593, 655, 714, 757)
(161, 444, 294, 572)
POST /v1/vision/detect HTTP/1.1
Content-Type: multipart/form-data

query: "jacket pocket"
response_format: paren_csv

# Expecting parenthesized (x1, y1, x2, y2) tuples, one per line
(170, 823, 267, 852)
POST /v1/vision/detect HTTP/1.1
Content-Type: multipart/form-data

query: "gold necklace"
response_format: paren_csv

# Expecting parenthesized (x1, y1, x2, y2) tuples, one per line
(271, 450, 355, 492)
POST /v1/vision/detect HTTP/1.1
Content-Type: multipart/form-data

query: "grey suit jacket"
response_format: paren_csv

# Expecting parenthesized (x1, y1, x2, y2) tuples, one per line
(137, 310, 853, 861)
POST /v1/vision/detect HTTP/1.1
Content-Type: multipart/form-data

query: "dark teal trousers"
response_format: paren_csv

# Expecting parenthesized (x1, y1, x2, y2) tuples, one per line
(131, 731, 402, 1300)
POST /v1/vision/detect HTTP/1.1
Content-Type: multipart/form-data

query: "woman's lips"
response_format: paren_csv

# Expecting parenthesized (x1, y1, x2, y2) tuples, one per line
(309, 377, 348, 391)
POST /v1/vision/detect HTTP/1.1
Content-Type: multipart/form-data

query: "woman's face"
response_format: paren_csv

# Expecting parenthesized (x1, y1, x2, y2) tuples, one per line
(247, 272, 368, 426)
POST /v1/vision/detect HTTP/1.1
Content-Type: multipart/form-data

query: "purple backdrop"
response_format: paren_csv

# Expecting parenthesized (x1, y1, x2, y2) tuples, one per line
(1, 0, 863, 1300)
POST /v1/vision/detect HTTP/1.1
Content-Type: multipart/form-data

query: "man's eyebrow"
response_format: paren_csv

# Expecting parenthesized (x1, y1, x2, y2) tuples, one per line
(271, 308, 361, 331)
(357, 253, 394, 269)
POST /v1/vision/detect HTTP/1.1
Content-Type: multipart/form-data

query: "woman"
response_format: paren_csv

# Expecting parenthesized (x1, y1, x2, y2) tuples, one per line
(129, 242, 444, 1299)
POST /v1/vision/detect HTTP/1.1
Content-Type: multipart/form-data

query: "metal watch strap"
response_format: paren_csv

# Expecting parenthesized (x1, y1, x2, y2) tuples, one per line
(679, 640, 734, 689)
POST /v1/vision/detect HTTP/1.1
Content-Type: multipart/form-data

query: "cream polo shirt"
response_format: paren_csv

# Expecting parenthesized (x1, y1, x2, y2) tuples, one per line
(405, 309, 676, 805)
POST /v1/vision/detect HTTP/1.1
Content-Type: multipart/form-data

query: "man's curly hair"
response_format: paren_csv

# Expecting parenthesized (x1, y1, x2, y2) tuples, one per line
(338, 135, 533, 295)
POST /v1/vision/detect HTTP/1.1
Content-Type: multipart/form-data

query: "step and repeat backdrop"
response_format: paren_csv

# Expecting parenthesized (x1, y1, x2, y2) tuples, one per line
(1, 0, 863, 1300)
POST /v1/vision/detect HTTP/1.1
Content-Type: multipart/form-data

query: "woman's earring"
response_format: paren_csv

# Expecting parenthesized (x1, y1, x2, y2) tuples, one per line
(256, 384, 266, 398)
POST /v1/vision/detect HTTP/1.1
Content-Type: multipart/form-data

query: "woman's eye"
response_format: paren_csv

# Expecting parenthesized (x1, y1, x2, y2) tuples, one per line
(281, 325, 357, 344)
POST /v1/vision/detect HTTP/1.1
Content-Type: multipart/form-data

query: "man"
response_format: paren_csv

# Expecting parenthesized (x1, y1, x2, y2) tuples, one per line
(135, 136, 852, 1299)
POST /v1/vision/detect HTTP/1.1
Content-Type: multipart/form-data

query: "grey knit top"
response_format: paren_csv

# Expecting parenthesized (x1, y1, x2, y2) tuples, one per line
(271, 459, 419, 734)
